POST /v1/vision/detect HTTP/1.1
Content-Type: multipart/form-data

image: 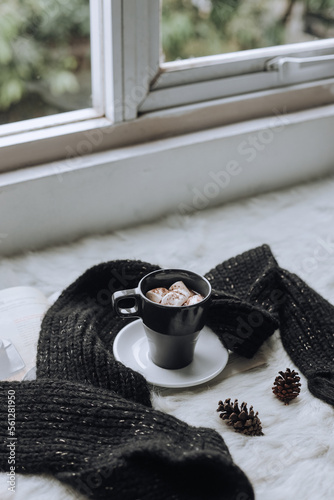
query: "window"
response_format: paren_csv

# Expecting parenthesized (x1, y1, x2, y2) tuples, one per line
(141, 0, 334, 112)
(1, 0, 334, 174)
(161, 0, 334, 61)
(0, 0, 92, 126)
(0, 0, 106, 173)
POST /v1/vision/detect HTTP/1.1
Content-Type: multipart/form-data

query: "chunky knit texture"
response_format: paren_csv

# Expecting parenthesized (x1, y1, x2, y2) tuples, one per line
(0, 260, 254, 500)
(1, 245, 333, 500)
(205, 245, 280, 357)
(205, 244, 334, 407)
(36, 260, 158, 407)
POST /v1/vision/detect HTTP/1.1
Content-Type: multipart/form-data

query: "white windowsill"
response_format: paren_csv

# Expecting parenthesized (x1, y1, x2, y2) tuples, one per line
(2, 78, 334, 174)
(1, 104, 334, 256)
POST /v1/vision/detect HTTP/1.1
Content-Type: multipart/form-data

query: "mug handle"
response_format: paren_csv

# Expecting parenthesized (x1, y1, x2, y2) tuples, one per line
(112, 288, 142, 318)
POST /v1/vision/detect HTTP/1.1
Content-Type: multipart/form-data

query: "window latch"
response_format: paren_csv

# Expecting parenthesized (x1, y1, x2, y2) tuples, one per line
(265, 55, 334, 80)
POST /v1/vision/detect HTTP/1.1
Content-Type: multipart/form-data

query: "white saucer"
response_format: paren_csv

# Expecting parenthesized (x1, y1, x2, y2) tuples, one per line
(113, 320, 228, 388)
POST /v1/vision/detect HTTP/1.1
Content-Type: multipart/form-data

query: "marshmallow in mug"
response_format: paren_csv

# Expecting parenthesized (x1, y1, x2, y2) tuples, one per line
(146, 287, 169, 304)
(146, 281, 204, 306)
(169, 281, 193, 300)
(184, 294, 204, 306)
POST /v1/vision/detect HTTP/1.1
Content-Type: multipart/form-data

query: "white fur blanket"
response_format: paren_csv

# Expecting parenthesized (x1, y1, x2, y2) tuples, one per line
(1, 174, 334, 500)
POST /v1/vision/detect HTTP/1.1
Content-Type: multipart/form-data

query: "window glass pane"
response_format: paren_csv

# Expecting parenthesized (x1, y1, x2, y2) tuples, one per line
(0, 0, 91, 125)
(161, 0, 334, 62)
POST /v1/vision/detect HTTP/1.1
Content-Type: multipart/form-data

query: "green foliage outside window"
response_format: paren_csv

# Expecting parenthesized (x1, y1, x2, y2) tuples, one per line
(1, 0, 334, 123)
(161, 0, 334, 61)
(0, 0, 90, 120)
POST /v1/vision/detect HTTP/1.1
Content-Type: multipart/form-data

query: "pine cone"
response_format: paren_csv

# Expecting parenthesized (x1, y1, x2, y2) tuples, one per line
(272, 368, 301, 405)
(217, 398, 263, 436)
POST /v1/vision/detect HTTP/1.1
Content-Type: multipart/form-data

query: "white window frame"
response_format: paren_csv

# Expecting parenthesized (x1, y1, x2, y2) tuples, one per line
(141, 39, 334, 112)
(1, 1, 334, 256)
(1, 0, 334, 174)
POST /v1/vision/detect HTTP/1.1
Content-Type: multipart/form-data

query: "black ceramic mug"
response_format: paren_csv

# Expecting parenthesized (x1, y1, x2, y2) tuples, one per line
(112, 269, 212, 369)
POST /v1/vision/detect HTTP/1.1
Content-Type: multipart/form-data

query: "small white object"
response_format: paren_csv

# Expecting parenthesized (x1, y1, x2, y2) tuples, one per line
(146, 287, 168, 303)
(161, 291, 186, 306)
(0, 338, 25, 379)
(185, 294, 204, 306)
(23, 366, 37, 381)
(169, 281, 193, 301)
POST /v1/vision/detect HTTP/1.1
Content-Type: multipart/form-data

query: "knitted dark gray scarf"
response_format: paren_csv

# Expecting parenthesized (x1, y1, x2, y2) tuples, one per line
(1, 244, 333, 500)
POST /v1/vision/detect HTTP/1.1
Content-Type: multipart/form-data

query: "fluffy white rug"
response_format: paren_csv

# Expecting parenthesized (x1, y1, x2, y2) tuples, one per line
(1, 174, 334, 500)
